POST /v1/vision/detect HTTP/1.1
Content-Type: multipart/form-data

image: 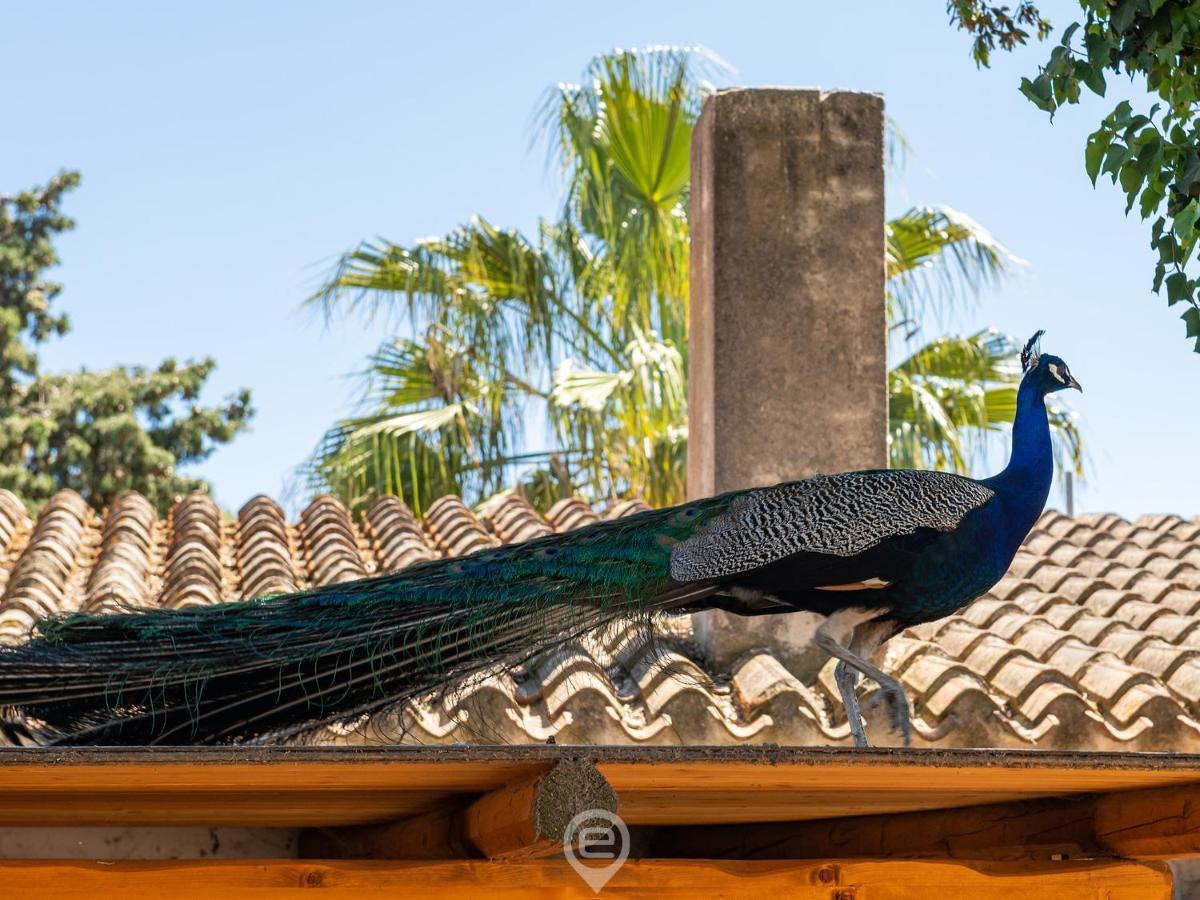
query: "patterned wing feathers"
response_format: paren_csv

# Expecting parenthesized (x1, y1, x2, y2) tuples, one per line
(668, 471, 994, 582)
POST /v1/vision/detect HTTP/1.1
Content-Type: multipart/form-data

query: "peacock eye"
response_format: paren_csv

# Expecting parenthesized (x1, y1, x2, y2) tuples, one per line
(536, 546, 560, 559)
(675, 507, 699, 522)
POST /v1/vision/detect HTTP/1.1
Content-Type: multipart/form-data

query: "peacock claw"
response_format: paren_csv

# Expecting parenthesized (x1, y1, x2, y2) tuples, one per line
(866, 679, 912, 746)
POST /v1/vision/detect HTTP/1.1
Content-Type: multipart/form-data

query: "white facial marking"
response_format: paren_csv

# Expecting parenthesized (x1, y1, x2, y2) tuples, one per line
(1048, 363, 1066, 384)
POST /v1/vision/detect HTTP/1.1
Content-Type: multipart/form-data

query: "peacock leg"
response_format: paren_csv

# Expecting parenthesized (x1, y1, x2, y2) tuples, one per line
(813, 625, 912, 747)
(834, 660, 867, 748)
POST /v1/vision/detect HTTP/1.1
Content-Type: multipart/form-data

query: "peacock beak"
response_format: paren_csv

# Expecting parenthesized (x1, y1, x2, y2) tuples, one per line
(1068, 375, 1082, 392)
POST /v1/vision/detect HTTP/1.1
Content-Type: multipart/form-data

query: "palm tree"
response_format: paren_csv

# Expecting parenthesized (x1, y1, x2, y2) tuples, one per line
(308, 46, 1082, 516)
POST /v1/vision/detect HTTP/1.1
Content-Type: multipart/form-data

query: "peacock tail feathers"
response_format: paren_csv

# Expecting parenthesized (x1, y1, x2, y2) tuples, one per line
(0, 494, 735, 745)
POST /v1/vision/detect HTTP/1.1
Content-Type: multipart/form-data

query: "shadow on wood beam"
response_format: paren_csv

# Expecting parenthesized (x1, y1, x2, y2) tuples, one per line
(637, 782, 1200, 862)
(300, 758, 616, 861)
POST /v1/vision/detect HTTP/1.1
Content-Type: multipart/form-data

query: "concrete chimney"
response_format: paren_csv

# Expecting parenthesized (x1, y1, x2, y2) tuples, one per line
(688, 88, 887, 673)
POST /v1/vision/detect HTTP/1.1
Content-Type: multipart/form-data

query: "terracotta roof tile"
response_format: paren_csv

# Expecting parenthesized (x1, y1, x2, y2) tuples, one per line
(4, 490, 1200, 751)
(237, 495, 301, 599)
(299, 495, 369, 586)
(0, 491, 94, 641)
(605, 498, 653, 519)
(546, 498, 601, 532)
(424, 495, 498, 557)
(364, 497, 437, 572)
(84, 491, 158, 612)
(159, 491, 225, 609)
(481, 493, 553, 543)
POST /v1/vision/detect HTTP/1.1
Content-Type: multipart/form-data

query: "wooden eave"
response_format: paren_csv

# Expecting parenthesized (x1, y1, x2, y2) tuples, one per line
(1, 745, 1198, 828)
(2, 746, 1197, 896)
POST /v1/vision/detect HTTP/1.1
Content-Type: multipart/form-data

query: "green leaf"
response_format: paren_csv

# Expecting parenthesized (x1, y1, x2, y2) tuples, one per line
(1086, 132, 1113, 184)
(1126, 115, 1150, 134)
(1174, 199, 1200, 238)
(1120, 161, 1145, 210)
(1111, 0, 1140, 33)
(1166, 271, 1190, 304)
(1020, 76, 1055, 113)
(1159, 234, 1180, 263)
(1084, 29, 1115, 63)
(1140, 179, 1165, 219)
(1047, 46, 1072, 76)
(885, 206, 1022, 327)
(1101, 142, 1129, 180)
(1108, 101, 1134, 127)
(1179, 153, 1200, 191)
(1080, 63, 1107, 96)
(1135, 131, 1163, 175)
(1184, 306, 1200, 338)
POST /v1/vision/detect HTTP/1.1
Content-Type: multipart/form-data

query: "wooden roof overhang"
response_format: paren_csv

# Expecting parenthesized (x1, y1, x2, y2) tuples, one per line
(0, 745, 1196, 896)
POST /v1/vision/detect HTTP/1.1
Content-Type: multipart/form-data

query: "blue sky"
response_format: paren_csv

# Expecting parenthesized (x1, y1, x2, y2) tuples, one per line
(4, 1, 1195, 517)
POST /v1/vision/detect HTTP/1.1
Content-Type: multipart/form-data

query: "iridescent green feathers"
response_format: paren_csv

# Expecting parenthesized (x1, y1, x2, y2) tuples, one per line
(0, 494, 732, 745)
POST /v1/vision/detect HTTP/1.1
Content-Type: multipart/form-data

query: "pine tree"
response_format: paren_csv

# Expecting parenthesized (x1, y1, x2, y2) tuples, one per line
(0, 172, 252, 513)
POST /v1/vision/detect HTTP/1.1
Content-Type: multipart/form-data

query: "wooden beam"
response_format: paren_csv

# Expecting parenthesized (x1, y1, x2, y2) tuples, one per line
(0, 746, 1198, 828)
(0, 858, 1171, 898)
(643, 782, 1200, 862)
(465, 758, 617, 859)
(642, 795, 1100, 862)
(302, 759, 617, 860)
(300, 806, 474, 861)
(1094, 783, 1200, 859)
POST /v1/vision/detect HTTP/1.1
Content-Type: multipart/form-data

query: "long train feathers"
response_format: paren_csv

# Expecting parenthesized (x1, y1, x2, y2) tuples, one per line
(0, 499, 727, 745)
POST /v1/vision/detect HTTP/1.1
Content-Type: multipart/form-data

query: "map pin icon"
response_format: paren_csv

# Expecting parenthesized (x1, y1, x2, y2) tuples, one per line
(564, 808, 629, 893)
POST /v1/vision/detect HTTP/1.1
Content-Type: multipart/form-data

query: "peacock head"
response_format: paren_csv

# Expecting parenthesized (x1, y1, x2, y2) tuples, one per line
(1020, 330, 1082, 394)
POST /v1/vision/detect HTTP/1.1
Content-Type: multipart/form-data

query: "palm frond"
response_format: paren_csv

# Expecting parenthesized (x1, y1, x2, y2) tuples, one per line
(887, 206, 1024, 335)
(548, 329, 686, 506)
(306, 334, 530, 515)
(536, 46, 725, 350)
(306, 47, 1086, 514)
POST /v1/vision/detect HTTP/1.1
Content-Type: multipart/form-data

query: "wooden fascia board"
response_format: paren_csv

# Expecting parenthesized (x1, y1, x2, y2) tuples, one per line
(0, 746, 1198, 829)
(0, 858, 1171, 898)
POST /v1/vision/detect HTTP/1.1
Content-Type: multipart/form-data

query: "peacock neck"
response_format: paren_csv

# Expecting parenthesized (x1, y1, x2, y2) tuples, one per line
(982, 376, 1053, 543)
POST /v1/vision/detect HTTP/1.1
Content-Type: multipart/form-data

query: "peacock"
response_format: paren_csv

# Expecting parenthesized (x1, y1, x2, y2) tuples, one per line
(0, 332, 1080, 748)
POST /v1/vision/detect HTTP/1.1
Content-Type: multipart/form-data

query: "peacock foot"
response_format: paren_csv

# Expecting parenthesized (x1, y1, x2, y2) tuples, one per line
(866, 677, 912, 747)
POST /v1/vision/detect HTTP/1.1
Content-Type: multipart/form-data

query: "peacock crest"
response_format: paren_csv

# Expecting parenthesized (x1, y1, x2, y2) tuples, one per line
(1020, 329, 1046, 373)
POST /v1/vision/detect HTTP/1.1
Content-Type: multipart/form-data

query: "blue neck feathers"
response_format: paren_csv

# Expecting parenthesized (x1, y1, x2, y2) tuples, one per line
(981, 375, 1053, 547)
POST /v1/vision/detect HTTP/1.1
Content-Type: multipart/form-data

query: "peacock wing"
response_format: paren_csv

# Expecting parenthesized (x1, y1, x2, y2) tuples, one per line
(668, 470, 994, 582)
